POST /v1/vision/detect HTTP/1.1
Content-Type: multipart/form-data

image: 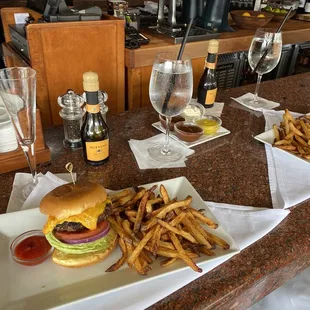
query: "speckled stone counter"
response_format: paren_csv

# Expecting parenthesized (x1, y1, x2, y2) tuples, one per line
(1, 73, 310, 309)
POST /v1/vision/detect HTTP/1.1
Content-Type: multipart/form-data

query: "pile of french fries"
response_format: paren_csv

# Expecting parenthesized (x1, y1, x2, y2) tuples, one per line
(106, 184, 230, 275)
(273, 109, 310, 159)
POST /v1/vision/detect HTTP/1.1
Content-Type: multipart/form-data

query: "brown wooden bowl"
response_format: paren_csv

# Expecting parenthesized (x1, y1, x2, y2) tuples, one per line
(230, 10, 274, 30)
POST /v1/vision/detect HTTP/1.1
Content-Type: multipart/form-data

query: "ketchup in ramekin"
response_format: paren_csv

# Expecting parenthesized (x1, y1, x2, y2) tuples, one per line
(10, 230, 53, 266)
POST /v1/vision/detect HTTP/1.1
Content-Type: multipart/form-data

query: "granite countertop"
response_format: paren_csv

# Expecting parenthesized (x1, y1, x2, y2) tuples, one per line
(1, 73, 310, 309)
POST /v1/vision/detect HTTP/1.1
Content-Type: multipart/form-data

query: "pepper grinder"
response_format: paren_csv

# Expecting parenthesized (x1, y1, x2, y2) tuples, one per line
(58, 89, 85, 149)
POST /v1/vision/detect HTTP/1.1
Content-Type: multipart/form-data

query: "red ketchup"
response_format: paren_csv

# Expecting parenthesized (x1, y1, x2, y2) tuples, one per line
(14, 235, 51, 266)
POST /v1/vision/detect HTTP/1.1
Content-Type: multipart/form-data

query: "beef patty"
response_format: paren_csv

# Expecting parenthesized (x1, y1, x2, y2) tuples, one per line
(54, 203, 112, 232)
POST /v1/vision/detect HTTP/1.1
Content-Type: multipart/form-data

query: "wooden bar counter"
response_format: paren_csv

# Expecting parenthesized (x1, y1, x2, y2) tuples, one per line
(126, 19, 310, 110)
(0, 73, 309, 309)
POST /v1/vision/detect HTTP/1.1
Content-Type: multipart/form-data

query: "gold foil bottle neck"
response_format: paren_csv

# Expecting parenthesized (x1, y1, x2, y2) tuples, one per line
(208, 40, 219, 54)
(83, 72, 99, 92)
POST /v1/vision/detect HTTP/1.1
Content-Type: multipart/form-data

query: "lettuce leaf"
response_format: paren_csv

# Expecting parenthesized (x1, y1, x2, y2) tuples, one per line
(46, 229, 117, 254)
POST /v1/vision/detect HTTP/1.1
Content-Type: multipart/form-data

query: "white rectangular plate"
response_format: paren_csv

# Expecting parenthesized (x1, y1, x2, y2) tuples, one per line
(0, 177, 239, 310)
(254, 129, 310, 164)
(152, 122, 230, 148)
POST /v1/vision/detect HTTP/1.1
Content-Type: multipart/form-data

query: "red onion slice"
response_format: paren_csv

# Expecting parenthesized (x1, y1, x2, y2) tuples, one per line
(60, 223, 110, 244)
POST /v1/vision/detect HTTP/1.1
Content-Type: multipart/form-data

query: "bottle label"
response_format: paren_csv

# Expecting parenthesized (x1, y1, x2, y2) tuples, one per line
(85, 139, 109, 161)
(205, 88, 217, 106)
(86, 104, 100, 114)
(205, 61, 216, 69)
(204, 53, 217, 69)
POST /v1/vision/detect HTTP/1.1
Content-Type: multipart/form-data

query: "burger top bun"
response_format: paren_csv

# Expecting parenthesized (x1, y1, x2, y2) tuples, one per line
(40, 180, 107, 219)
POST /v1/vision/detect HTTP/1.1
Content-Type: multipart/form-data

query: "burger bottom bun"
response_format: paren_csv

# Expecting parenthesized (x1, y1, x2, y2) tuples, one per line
(52, 233, 118, 268)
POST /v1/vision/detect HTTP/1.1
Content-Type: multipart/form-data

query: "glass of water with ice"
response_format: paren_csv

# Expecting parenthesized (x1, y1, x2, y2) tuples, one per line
(148, 53, 193, 162)
(247, 28, 282, 108)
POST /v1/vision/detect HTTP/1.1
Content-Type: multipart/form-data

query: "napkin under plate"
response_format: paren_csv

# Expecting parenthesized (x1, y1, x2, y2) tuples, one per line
(263, 110, 310, 209)
(4, 173, 290, 310)
(70, 202, 289, 310)
(129, 134, 194, 169)
(232, 92, 280, 111)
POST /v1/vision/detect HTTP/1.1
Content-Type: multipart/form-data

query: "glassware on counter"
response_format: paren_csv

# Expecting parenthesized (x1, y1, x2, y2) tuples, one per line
(246, 28, 282, 108)
(159, 114, 185, 131)
(181, 101, 205, 123)
(58, 90, 85, 149)
(174, 121, 203, 142)
(196, 115, 222, 135)
(10, 230, 53, 266)
(148, 52, 193, 162)
(0, 67, 37, 199)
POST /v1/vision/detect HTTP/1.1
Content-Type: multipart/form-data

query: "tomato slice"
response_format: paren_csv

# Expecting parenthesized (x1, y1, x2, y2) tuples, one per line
(54, 220, 109, 242)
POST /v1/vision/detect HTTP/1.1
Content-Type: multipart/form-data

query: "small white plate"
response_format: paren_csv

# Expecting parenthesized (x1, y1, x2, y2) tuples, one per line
(0, 177, 239, 310)
(152, 122, 230, 148)
(254, 129, 310, 164)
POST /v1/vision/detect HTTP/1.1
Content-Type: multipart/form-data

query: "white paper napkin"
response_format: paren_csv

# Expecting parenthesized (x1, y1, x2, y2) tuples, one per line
(21, 172, 73, 211)
(203, 101, 225, 117)
(249, 266, 310, 310)
(66, 202, 289, 310)
(6, 172, 75, 213)
(232, 92, 280, 111)
(263, 110, 310, 209)
(129, 134, 195, 169)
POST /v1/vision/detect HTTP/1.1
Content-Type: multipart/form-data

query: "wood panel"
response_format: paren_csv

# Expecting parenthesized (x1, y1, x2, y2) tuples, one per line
(141, 66, 151, 108)
(1, 8, 125, 127)
(26, 18, 125, 125)
(127, 67, 141, 110)
(27, 26, 52, 127)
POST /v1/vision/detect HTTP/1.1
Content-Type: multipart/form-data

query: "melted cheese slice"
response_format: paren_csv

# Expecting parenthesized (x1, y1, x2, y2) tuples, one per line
(43, 200, 110, 234)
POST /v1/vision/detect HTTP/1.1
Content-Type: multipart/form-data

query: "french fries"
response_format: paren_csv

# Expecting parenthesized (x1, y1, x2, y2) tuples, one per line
(272, 109, 310, 159)
(105, 184, 230, 275)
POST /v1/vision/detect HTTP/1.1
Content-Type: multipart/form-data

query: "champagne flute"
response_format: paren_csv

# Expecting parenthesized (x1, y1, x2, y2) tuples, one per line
(0, 67, 37, 199)
(148, 52, 193, 162)
(246, 28, 282, 108)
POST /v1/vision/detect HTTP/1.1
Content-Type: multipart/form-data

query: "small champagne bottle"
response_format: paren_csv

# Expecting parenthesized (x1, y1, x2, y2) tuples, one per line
(197, 40, 219, 108)
(81, 72, 109, 166)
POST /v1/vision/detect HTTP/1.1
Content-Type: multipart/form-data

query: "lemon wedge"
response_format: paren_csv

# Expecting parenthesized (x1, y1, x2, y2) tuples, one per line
(257, 14, 265, 18)
(242, 12, 251, 17)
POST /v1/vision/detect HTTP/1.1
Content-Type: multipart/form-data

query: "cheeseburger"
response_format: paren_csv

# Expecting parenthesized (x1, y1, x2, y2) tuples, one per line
(40, 180, 117, 267)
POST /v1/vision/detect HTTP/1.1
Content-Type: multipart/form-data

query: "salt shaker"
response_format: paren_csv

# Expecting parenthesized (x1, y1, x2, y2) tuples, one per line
(83, 90, 108, 122)
(58, 90, 85, 149)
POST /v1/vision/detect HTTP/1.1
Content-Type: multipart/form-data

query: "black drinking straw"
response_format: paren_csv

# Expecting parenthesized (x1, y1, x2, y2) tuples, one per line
(254, 7, 293, 73)
(161, 18, 195, 114)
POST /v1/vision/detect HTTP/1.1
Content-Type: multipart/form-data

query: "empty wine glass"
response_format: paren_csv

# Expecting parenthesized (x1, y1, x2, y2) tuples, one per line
(0, 67, 37, 199)
(148, 53, 193, 162)
(247, 28, 282, 108)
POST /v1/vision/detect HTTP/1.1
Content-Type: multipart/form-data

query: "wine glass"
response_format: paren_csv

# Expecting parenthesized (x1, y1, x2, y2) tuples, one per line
(148, 53, 193, 162)
(0, 67, 38, 199)
(246, 28, 282, 108)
